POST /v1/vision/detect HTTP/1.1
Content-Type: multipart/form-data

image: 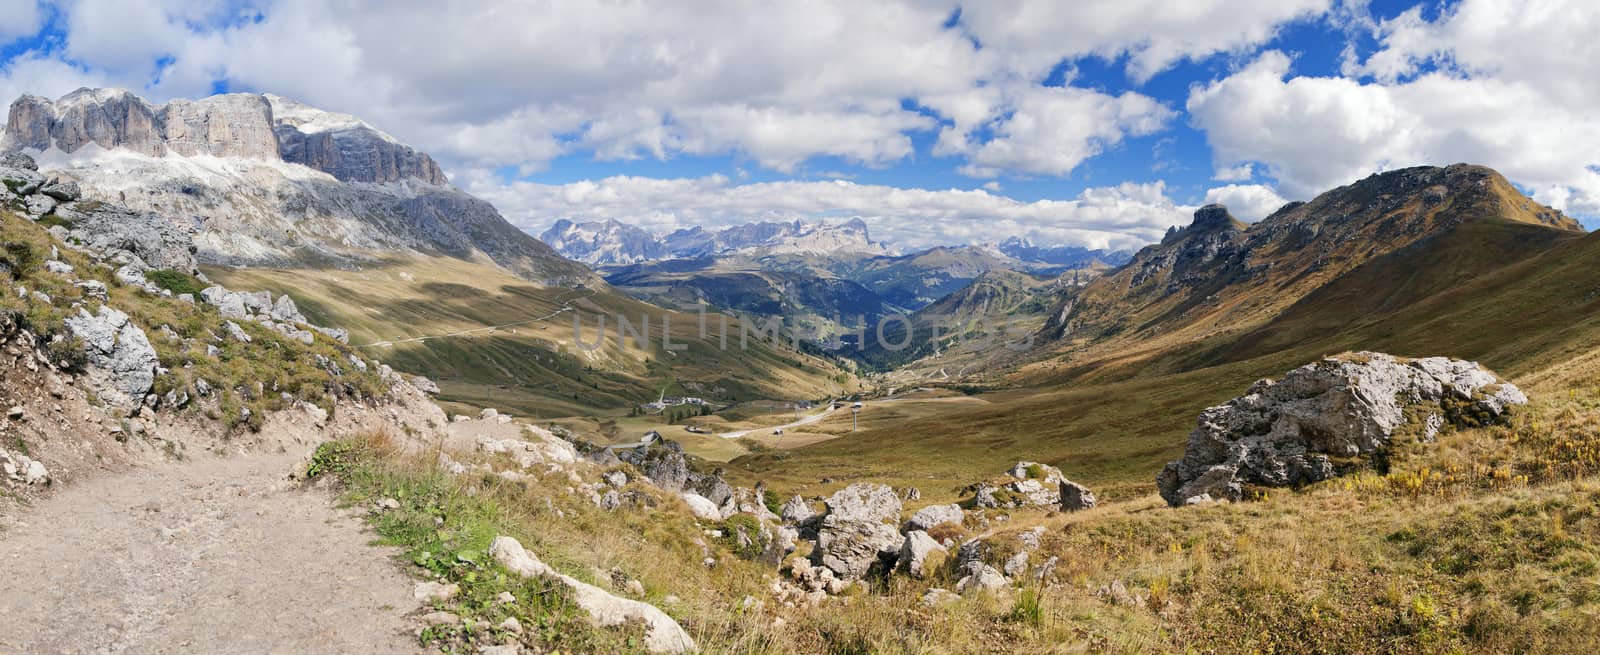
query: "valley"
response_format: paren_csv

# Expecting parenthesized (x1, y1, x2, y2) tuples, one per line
(7, 79, 1600, 655)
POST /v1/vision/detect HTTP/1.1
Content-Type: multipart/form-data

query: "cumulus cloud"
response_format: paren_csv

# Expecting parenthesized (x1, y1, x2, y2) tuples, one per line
(0, 0, 1324, 180)
(461, 172, 1193, 252)
(954, 0, 1330, 82)
(1192, 1, 1600, 215)
(942, 85, 1173, 178)
(0, 0, 43, 45)
(1203, 184, 1289, 222)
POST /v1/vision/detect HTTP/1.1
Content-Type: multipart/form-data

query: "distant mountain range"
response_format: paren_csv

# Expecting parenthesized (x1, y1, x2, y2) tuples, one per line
(539, 217, 889, 265)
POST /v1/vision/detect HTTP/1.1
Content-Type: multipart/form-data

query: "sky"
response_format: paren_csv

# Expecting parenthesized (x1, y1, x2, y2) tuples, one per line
(1, 0, 1598, 252)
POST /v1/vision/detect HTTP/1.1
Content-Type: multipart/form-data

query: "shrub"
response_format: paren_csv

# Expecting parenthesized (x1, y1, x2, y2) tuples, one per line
(146, 269, 207, 296)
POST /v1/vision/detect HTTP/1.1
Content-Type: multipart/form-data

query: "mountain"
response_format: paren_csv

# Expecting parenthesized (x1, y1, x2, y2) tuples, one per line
(540, 217, 887, 264)
(998, 236, 1131, 268)
(837, 244, 1026, 310)
(2, 88, 593, 285)
(1036, 164, 1585, 374)
(538, 218, 668, 265)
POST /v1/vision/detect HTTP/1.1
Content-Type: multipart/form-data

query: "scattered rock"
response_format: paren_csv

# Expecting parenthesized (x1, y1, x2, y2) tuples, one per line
(420, 611, 461, 627)
(921, 588, 959, 606)
(43, 260, 74, 275)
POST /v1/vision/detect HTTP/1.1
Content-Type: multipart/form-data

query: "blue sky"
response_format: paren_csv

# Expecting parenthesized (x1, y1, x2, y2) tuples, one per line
(1, 0, 1597, 251)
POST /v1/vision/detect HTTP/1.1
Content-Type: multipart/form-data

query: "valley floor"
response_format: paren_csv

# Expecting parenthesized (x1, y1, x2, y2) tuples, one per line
(0, 452, 420, 654)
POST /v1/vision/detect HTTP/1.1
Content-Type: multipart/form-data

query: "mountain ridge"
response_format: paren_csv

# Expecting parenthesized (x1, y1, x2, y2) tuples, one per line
(2, 88, 593, 285)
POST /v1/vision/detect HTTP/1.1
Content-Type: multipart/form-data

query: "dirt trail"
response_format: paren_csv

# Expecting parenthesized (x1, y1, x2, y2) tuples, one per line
(0, 453, 420, 654)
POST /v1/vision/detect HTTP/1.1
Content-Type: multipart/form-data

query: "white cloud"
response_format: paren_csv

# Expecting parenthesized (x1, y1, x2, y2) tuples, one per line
(1213, 163, 1253, 182)
(0, 0, 1326, 180)
(955, 0, 1330, 82)
(1192, 1, 1600, 215)
(1188, 49, 1600, 213)
(462, 172, 1192, 252)
(1203, 183, 1289, 222)
(0, 0, 43, 45)
(941, 85, 1173, 178)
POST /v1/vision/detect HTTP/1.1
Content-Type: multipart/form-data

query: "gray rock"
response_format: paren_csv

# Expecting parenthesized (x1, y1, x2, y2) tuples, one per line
(202, 286, 250, 319)
(812, 483, 902, 580)
(64, 305, 159, 409)
(75, 280, 108, 301)
(223, 320, 252, 343)
(899, 530, 947, 579)
(907, 503, 964, 532)
(1059, 480, 1097, 511)
(491, 536, 695, 653)
(973, 461, 1074, 509)
(24, 193, 55, 216)
(40, 180, 81, 202)
(410, 375, 441, 396)
(955, 562, 1007, 594)
(48, 201, 198, 273)
(679, 492, 722, 521)
(44, 260, 74, 275)
(779, 495, 814, 525)
(0, 151, 37, 171)
(1157, 352, 1529, 506)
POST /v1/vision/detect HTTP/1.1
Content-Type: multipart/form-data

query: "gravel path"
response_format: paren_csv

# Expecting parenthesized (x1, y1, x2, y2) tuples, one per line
(0, 453, 421, 654)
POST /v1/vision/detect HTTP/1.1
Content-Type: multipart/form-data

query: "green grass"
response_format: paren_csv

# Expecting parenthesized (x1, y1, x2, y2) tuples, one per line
(144, 269, 207, 296)
(304, 436, 637, 653)
(1, 209, 390, 430)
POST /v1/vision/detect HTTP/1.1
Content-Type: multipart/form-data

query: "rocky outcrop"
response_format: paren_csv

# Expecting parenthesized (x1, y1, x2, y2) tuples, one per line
(3, 89, 598, 287)
(489, 536, 695, 654)
(972, 461, 1094, 511)
(267, 94, 446, 186)
(63, 306, 159, 409)
(2, 89, 278, 160)
(812, 483, 903, 579)
(1158, 352, 1529, 506)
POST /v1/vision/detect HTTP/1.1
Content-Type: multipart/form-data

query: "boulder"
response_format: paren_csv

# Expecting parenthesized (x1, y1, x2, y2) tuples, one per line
(1157, 352, 1529, 506)
(0, 151, 38, 171)
(779, 495, 814, 525)
(64, 306, 159, 409)
(954, 562, 1007, 594)
(490, 536, 695, 654)
(906, 503, 963, 532)
(1059, 480, 1097, 511)
(899, 530, 947, 579)
(40, 180, 81, 202)
(679, 492, 722, 521)
(202, 287, 250, 319)
(812, 483, 903, 580)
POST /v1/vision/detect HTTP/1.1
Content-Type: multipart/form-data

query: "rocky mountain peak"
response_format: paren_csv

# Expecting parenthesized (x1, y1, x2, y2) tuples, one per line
(2, 88, 446, 186)
(1190, 203, 1244, 233)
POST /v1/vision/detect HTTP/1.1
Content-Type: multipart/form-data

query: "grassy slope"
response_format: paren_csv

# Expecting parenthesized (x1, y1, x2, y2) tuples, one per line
(207, 256, 856, 420)
(733, 218, 1600, 504)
